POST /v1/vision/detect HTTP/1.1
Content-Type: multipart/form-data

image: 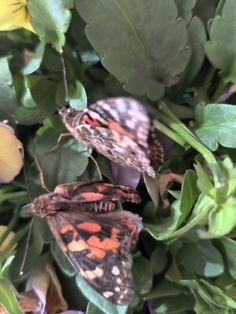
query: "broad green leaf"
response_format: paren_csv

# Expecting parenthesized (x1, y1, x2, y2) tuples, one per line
(76, 276, 128, 314)
(0, 57, 18, 120)
(184, 17, 206, 84)
(132, 256, 153, 296)
(34, 116, 88, 189)
(175, 0, 197, 24)
(16, 76, 57, 125)
(28, 0, 72, 50)
(69, 81, 87, 110)
(195, 104, 236, 151)
(143, 174, 159, 208)
(76, 0, 190, 100)
(219, 237, 236, 280)
(205, 0, 236, 70)
(51, 240, 76, 277)
(22, 42, 46, 75)
(0, 278, 23, 314)
(177, 240, 224, 277)
(193, 0, 218, 26)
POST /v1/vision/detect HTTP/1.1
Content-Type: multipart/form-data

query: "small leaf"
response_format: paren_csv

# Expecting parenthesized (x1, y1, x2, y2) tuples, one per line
(76, 276, 127, 314)
(177, 240, 224, 277)
(205, 0, 236, 70)
(219, 237, 236, 280)
(76, 0, 190, 100)
(69, 81, 87, 110)
(150, 245, 168, 275)
(0, 57, 18, 120)
(22, 42, 46, 75)
(28, 0, 72, 50)
(195, 104, 236, 151)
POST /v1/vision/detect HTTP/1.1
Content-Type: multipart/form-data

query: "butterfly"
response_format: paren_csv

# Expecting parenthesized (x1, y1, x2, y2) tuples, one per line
(59, 97, 164, 177)
(23, 180, 143, 305)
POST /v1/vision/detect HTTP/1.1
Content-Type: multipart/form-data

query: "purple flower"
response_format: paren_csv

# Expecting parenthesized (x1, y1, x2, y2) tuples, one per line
(109, 160, 141, 189)
(60, 312, 84, 314)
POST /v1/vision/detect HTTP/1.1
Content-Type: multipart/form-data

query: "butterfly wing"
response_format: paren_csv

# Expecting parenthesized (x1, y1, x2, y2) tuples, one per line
(54, 180, 141, 204)
(88, 97, 150, 149)
(77, 124, 155, 177)
(47, 210, 143, 305)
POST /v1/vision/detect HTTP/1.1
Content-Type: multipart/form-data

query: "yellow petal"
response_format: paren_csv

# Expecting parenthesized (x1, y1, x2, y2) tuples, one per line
(0, 0, 34, 32)
(0, 226, 15, 252)
(0, 123, 23, 183)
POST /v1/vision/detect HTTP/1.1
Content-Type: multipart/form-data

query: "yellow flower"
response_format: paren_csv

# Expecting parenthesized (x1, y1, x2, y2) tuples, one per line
(0, 122, 23, 183)
(0, 0, 34, 32)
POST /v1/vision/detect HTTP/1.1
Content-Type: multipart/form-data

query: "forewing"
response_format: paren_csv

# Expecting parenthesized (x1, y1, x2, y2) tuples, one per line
(89, 97, 151, 148)
(54, 180, 141, 204)
(77, 124, 155, 177)
(47, 210, 142, 304)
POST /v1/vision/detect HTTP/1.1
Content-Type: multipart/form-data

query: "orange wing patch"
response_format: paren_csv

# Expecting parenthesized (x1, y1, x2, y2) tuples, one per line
(77, 222, 102, 232)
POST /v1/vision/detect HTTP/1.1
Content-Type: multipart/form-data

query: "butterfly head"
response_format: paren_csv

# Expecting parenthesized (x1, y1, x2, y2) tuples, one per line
(23, 193, 63, 218)
(58, 107, 85, 127)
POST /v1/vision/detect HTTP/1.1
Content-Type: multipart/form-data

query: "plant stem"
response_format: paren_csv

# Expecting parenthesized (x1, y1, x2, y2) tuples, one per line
(157, 102, 222, 187)
(153, 120, 186, 147)
(0, 209, 20, 248)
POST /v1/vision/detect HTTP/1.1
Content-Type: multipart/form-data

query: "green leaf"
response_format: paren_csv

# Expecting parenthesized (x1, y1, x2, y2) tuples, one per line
(205, 0, 236, 69)
(51, 240, 76, 277)
(145, 169, 199, 240)
(34, 116, 88, 189)
(195, 104, 236, 151)
(0, 57, 18, 120)
(16, 76, 57, 125)
(22, 42, 46, 75)
(28, 0, 72, 50)
(132, 256, 153, 295)
(145, 279, 186, 300)
(175, 0, 197, 24)
(86, 302, 105, 314)
(209, 196, 236, 236)
(76, 276, 128, 314)
(219, 237, 236, 280)
(150, 245, 168, 275)
(177, 240, 224, 277)
(76, 0, 190, 100)
(69, 81, 87, 110)
(194, 161, 214, 196)
(152, 294, 194, 313)
(0, 278, 23, 314)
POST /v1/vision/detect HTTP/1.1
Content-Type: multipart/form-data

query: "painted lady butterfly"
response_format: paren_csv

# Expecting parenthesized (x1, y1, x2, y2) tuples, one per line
(24, 180, 142, 304)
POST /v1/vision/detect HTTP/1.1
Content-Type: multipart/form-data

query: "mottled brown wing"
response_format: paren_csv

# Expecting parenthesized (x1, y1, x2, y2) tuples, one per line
(88, 97, 151, 148)
(47, 210, 143, 305)
(76, 124, 155, 177)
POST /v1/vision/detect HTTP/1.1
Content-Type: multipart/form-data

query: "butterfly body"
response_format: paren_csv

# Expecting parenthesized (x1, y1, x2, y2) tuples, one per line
(24, 180, 142, 305)
(60, 97, 164, 177)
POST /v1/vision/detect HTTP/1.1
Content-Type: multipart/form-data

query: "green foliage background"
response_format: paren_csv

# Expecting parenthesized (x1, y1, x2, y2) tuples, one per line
(1, 0, 236, 313)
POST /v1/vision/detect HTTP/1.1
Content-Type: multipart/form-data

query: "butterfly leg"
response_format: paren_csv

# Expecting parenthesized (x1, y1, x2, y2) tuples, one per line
(33, 155, 50, 192)
(46, 132, 71, 154)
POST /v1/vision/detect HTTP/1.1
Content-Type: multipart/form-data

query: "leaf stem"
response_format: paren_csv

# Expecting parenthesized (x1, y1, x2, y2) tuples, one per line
(0, 208, 20, 249)
(158, 102, 221, 187)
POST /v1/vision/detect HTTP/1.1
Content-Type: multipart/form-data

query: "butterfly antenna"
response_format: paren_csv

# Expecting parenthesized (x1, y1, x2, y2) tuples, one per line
(59, 49, 70, 104)
(19, 216, 35, 275)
